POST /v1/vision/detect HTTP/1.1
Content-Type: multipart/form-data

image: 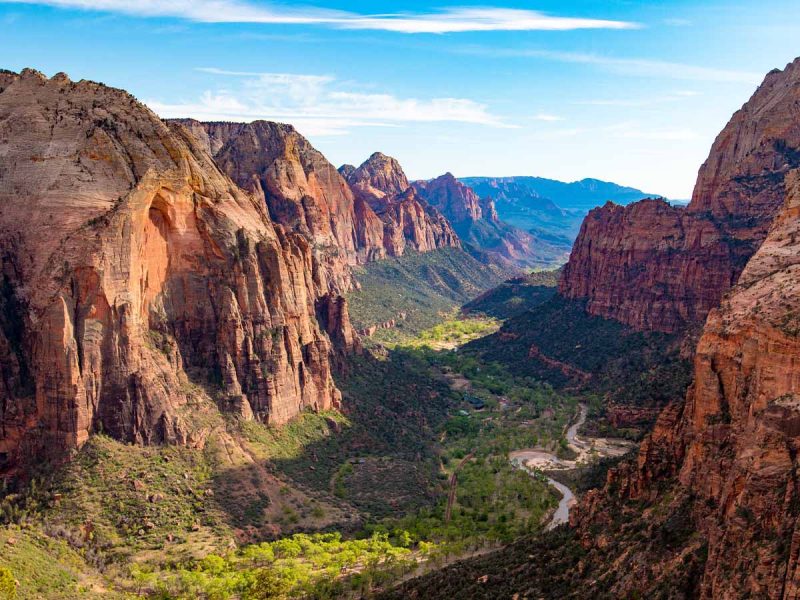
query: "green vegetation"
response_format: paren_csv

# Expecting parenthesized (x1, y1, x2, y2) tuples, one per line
(467, 295, 692, 436)
(130, 531, 427, 599)
(463, 268, 560, 319)
(401, 314, 501, 349)
(346, 247, 506, 345)
(0, 527, 110, 599)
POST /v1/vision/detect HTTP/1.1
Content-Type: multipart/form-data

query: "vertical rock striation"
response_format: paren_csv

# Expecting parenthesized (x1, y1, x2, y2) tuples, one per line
(560, 57, 800, 332)
(0, 70, 349, 474)
(413, 173, 548, 269)
(575, 171, 800, 598)
(342, 152, 461, 255)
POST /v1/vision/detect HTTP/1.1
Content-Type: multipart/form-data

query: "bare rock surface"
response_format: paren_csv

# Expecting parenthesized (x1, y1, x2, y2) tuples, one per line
(0, 70, 349, 473)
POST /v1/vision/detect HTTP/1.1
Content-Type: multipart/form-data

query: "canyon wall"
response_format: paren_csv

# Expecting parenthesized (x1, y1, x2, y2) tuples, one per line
(575, 170, 800, 597)
(560, 57, 800, 332)
(177, 123, 460, 280)
(341, 152, 461, 255)
(0, 70, 351, 474)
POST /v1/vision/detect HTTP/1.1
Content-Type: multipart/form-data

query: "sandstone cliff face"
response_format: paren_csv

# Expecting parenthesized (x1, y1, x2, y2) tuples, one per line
(177, 124, 460, 274)
(0, 70, 349, 474)
(342, 152, 460, 255)
(174, 119, 383, 289)
(413, 174, 549, 268)
(576, 172, 800, 598)
(345, 152, 411, 209)
(560, 199, 740, 332)
(560, 57, 800, 332)
(414, 172, 494, 225)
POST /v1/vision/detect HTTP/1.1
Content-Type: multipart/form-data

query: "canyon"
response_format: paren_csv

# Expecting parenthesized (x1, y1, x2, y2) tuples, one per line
(2, 51, 800, 600)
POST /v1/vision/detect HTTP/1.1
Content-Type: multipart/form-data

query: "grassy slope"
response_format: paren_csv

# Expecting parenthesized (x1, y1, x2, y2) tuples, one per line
(346, 247, 507, 345)
(462, 269, 560, 320)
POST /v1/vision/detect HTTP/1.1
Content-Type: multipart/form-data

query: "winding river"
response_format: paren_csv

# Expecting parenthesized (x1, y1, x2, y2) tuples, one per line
(509, 404, 608, 530)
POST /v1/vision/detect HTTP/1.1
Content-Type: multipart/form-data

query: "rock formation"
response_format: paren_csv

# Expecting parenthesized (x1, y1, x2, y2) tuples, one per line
(0, 70, 351, 474)
(560, 57, 800, 332)
(574, 169, 800, 598)
(413, 174, 551, 268)
(341, 152, 460, 255)
(175, 124, 459, 275)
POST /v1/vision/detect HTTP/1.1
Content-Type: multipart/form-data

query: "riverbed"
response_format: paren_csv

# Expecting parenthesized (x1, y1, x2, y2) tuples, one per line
(510, 403, 632, 529)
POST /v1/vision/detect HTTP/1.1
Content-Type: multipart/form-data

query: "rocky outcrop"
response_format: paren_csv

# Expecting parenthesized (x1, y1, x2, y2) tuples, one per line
(560, 57, 800, 333)
(575, 171, 800, 598)
(414, 172, 494, 225)
(344, 152, 411, 209)
(414, 174, 549, 269)
(0, 70, 350, 474)
(173, 119, 384, 289)
(560, 199, 741, 332)
(342, 153, 460, 255)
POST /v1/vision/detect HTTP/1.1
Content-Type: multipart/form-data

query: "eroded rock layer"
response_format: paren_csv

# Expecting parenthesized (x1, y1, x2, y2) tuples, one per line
(177, 124, 459, 276)
(0, 70, 348, 474)
(342, 152, 460, 255)
(413, 173, 547, 268)
(560, 57, 800, 332)
(575, 171, 800, 598)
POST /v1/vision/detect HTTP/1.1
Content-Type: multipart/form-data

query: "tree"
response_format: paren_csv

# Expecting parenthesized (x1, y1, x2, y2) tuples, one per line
(247, 568, 292, 600)
(0, 567, 17, 600)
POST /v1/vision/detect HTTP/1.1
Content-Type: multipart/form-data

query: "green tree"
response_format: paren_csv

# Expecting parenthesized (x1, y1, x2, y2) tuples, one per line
(0, 567, 17, 600)
(247, 568, 292, 600)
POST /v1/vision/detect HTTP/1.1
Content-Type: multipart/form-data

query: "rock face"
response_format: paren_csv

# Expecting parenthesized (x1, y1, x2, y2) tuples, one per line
(575, 171, 800, 598)
(560, 57, 800, 333)
(0, 70, 350, 474)
(413, 174, 549, 268)
(414, 172, 495, 225)
(560, 199, 741, 332)
(345, 152, 411, 208)
(176, 125, 459, 276)
(341, 152, 461, 255)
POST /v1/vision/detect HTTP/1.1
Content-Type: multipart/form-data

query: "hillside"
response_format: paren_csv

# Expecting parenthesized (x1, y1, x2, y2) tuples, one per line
(346, 247, 507, 345)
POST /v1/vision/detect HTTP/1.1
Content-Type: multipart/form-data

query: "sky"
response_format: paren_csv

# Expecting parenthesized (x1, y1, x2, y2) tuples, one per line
(1, 1, 799, 198)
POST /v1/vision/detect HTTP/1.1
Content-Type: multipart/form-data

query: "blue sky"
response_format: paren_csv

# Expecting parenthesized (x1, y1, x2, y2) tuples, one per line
(1, 1, 799, 198)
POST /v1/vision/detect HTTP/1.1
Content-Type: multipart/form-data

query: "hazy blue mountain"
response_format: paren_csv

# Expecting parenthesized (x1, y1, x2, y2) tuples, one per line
(460, 176, 660, 241)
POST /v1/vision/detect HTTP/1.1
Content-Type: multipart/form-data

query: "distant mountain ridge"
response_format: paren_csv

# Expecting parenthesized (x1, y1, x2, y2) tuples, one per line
(460, 176, 657, 212)
(459, 176, 658, 247)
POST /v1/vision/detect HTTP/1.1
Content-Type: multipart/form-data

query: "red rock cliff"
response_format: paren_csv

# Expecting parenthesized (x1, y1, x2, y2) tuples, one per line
(177, 124, 460, 275)
(343, 152, 460, 255)
(0, 70, 349, 474)
(576, 171, 800, 598)
(560, 57, 800, 332)
(414, 173, 548, 269)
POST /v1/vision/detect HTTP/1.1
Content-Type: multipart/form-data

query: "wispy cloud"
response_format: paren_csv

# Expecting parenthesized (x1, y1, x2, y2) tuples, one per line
(147, 68, 513, 135)
(454, 46, 762, 84)
(574, 90, 702, 108)
(531, 113, 564, 122)
(0, 1, 639, 33)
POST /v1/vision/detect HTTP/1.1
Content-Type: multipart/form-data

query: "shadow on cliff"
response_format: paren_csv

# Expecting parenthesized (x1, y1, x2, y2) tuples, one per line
(209, 349, 456, 542)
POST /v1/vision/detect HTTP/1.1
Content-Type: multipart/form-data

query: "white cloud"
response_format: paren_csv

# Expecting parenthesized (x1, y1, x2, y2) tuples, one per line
(146, 68, 513, 135)
(0, 1, 639, 33)
(532, 113, 564, 122)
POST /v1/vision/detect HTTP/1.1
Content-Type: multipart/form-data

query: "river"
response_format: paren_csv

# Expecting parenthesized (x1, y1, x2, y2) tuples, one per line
(509, 403, 597, 530)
